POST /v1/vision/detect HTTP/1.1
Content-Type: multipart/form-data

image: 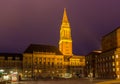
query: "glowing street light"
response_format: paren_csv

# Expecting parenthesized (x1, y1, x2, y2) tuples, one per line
(0, 69, 4, 73)
(0, 69, 4, 76)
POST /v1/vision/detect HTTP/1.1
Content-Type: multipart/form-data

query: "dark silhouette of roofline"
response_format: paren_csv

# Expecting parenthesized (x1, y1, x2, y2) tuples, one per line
(24, 44, 63, 55)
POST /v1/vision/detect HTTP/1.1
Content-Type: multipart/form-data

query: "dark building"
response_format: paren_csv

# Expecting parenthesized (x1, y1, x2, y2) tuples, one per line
(86, 27, 120, 79)
(96, 27, 120, 79)
(0, 53, 23, 76)
(85, 50, 101, 78)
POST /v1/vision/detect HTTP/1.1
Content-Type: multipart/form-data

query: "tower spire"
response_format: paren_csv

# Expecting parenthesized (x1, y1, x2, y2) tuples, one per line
(59, 8, 73, 56)
(62, 8, 69, 23)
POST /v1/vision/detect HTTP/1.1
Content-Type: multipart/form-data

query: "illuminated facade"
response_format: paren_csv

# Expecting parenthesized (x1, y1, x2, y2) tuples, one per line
(69, 55, 85, 77)
(23, 44, 65, 78)
(23, 8, 85, 79)
(59, 8, 85, 77)
(0, 8, 85, 79)
(59, 8, 73, 56)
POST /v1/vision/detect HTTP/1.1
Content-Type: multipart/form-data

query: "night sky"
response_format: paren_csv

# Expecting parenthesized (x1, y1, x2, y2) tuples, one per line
(0, 0, 120, 55)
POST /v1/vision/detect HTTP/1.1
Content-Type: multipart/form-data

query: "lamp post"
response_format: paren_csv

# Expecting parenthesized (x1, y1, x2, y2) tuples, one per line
(51, 71, 54, 79)
(0, 69, 4, 78)
(32, 52, 34, 80)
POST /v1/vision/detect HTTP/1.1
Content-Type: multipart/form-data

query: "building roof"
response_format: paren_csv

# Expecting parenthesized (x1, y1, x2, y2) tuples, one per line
(24, 44, 63, 55)
(102, 26, 120, 38)
(62, 8, 69, 23)
(85, 50, 102, 56)
(0, 53, 23, 60)
(0, 53, 22, 56)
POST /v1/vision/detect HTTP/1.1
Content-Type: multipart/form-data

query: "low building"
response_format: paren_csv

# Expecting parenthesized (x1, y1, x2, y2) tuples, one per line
(85, 50, 101, 78)
(0, 53, 23, 77)
(69, 55, 85, 77)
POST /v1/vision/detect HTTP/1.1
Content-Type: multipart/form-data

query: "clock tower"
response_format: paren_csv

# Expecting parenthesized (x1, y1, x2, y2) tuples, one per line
(59, 8, 73, 56)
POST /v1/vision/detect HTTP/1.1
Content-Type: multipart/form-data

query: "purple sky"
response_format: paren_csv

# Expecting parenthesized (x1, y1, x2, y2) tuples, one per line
(0, 0, 120, 55)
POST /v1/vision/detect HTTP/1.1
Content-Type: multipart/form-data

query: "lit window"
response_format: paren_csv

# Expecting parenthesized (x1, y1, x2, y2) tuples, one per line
(117, 68, 119, 71)
(118, 75, 120, 78)
(116, 55, 118, 58)
(112, 62, 115, 66)
(8, 57, 13, 60)
(116, 61, 119, 66)
(113, 68, 115, 71)
(112, 55, 114, 59)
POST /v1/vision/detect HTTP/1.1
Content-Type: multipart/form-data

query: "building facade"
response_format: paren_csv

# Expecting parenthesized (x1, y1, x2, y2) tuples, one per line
(22, 8, 85, 79)
(23, 44, 64, 78)
(96, 27, 120, 79)
(85, 50, 101, 78)
(0, 53, 23, 78)
(69, 55, 85, 77)
(59, 8, 72, 56)
(85, 27, 120, 79)
(0, 8, 85, 79)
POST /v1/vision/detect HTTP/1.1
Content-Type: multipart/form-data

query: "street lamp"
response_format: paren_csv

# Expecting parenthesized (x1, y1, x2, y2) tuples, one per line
(51, 71, 54, 79)
(0, 69, 4, 77)
(0, 69, 4, 72)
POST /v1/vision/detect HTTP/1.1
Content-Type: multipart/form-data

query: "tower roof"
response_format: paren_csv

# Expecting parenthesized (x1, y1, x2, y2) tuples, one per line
(62, 8, 69, 23)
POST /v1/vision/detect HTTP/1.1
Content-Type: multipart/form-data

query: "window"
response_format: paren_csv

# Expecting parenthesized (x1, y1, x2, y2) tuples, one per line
(116, 55, 118, 58)
(116, 61, 119, 66)
(48, 62, 50, 65)
(80, 59, 83, 62)
(112, 55, 114, 59)
(15, 57, 20, 60)
(43, 62, 45, 65)
(48, 58, 50, 61)
(39, 58, 42, 61)
(44, 58, 46, 61)
(112, 62, 115, 66)
(39, 62, 41, 64)
(117, 68, 119, 71)
(113, 68, 115, 71)
(52, 62, 54, 67)
(8, 57, 13, 60)
(117, 75, 120, 78)
(0, 57, 4, 60)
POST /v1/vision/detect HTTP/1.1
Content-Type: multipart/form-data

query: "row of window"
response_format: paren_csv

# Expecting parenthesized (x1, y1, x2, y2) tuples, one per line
(24, 57, 63, 61)
(97, 67, 119, 72)
(70, 59, 84, 62)
(0, 62, 22, 67)
(24, 65, 63, 69)
(24, 61, 63, 67)
(97, 55, 119, 62)
(70, 62, 82, 66)
(0, 57, 21, 60)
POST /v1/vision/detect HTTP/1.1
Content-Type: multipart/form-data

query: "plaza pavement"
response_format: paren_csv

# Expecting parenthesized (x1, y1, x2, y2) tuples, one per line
(2, 78, 120, 84)
(7, 78, 110, 84)
(96, 79, 120, 84)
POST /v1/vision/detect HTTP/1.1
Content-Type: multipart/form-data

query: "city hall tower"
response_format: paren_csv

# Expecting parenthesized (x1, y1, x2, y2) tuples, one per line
(59, 8, 73, 56)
